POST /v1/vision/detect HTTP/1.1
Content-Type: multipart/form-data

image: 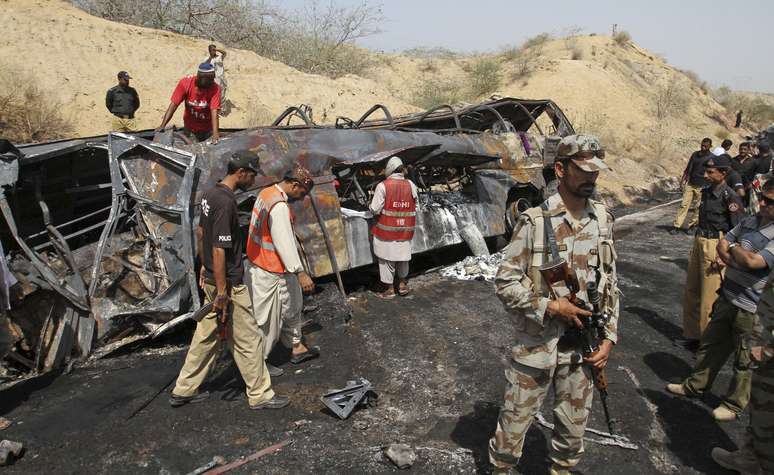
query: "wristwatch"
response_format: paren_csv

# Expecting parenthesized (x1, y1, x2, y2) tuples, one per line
(728, 243, 739, 249)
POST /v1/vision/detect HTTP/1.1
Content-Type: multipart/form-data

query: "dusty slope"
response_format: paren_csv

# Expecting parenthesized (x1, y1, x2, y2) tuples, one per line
(0, 0, 417, 137)
(367, 36, 758, 204)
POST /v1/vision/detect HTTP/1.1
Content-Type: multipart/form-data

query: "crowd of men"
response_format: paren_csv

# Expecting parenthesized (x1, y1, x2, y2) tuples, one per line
(667, 137, 774, 474)
(39, 49, 774, 473)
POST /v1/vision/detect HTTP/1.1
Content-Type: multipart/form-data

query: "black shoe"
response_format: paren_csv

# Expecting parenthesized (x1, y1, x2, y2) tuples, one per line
(267, 363, 284, 377)
(683, 227, 695, 235)
(675, 337, 700, 352)
(290, 346, 320, 364)
(669, 227, 681, 235)
(250, 395, 290, 410)
(169, 390, 210, 407)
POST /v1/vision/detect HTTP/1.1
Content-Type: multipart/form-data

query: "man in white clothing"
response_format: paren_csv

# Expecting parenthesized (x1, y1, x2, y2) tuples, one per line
(247, 165, 319, 369)
(370, 156, 419, 299)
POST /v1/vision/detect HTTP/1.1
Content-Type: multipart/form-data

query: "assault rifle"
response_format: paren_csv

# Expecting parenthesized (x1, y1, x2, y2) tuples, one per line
(539, 260, 618, 435)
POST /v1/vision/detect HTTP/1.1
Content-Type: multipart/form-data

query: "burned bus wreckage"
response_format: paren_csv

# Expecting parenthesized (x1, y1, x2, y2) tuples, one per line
(0, 97, 574, 376)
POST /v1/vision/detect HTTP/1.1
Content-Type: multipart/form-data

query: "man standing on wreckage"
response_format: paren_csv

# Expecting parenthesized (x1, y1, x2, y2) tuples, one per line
(488, 135, 619, 475)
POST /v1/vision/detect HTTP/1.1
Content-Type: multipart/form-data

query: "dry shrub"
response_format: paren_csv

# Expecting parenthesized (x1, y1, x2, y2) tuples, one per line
(571, 47, 583, 60)
(681, 69, 709, 94)
(468, 58, 502, 98)
(0, 67, 73, 143)
(244, 100, 276, 127)
(412, 78, 463, 110)
(501, 33, 550, 79)
(653, 81, 690, 120)
(613, 30, 631, 46)
(72, 0, 382, 79)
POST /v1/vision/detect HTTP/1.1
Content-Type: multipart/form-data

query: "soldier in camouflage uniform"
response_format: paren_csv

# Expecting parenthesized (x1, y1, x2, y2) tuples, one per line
(489, 135, 620, 475)
(711, 275, 774, 474)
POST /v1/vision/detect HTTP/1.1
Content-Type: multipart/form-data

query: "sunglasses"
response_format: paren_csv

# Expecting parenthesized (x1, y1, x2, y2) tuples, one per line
(573, 150, 606, 160)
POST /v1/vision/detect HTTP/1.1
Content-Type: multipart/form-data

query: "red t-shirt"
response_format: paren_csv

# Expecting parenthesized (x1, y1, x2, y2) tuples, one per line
(170, 76, 221, 133)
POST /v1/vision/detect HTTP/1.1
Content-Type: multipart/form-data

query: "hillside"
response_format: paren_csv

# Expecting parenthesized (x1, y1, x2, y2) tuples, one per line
(365, 35, 757, 203)
(2, 1, 765, 204)
(0, 0, 417, 137)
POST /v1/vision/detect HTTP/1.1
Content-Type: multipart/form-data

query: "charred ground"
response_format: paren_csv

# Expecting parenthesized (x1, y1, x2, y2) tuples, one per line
(0, 202, 748, 474)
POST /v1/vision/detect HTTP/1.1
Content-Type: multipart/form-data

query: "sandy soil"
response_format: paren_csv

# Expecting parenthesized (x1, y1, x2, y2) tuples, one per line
(1, 0, 417, 136)
(366, 36, 758, 204)
(1, 1, 763, 205)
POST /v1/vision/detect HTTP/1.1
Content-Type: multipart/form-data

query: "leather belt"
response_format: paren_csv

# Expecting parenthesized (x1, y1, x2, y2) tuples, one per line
(696, 228, 721, 239)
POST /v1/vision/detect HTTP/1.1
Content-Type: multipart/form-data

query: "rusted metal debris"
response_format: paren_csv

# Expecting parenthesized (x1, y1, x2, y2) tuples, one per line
(0, 97, 574, 377)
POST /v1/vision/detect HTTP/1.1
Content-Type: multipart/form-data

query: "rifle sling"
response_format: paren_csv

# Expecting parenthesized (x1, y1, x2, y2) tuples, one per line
(541, 202, 561, 261)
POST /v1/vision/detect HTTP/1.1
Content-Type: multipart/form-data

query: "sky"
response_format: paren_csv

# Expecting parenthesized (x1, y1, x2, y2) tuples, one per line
(283, 0, 773, 93)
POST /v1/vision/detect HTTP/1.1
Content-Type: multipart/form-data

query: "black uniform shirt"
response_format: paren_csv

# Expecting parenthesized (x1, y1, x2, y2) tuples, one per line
(725, 168, 744, 191)
(698, 183, 745, 233)
(731, 154, 758, 187)
(685, 150, 712, 186)
(199, 183, 243, 286)
(105, 85, 140, 118)
(755, 154, 772, 176)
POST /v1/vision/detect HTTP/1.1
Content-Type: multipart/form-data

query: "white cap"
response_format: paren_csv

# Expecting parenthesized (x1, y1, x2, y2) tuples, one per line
(385, 156, 403, 176)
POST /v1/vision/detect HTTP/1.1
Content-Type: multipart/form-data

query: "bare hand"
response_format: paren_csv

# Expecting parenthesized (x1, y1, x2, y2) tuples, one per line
(154, 125, 165, 132)
(199, 267, 205, 290)
(209, 134, 220, 145)
(708, 260, 724, 274)
(584, 339, 614, 369)
(546, 297, 590, 328)
(298, 271, 315, 294)
(212, 293, 229, 313)
(751, 346, 771, 363)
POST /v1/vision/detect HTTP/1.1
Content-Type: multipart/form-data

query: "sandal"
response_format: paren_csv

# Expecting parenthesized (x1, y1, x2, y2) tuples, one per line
(290, 346, 320, 364)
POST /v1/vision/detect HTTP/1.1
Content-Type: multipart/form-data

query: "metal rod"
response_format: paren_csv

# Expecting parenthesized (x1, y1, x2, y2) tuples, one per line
(308, 193, 351, 322)
(24, 205, 113, 240)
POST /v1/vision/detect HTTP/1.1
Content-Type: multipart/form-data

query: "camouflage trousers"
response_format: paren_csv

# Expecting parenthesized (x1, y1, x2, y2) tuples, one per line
(750, 358, 774, 472)
(489, 360, 594, 470)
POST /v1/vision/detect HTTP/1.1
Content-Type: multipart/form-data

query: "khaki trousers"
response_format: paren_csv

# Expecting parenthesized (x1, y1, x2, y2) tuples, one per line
(172, 283, 274, 406)
(111, 116, 137, 132)
(674, 185, 702, 229)
(682, 235, 722, 339)
(489, 360, 594, 470)
(683, 295, 755, 413)
(248, 265, 303, 359)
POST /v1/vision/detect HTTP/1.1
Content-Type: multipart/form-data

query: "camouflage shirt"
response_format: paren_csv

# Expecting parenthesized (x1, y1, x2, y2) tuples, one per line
(495, 193, 620, 369)
(754, 277, 774, 348)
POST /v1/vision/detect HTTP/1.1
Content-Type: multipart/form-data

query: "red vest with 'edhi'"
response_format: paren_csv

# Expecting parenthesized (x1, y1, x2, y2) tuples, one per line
(372, 178, 416, 242)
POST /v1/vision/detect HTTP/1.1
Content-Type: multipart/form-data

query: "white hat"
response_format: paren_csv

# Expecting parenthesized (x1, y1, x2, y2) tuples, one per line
(385, 156, 403, 176)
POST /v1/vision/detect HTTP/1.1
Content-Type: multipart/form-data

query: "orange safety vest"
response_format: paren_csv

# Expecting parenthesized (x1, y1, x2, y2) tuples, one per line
(372, 178, 416, 242)
(247, 185, 290, 273)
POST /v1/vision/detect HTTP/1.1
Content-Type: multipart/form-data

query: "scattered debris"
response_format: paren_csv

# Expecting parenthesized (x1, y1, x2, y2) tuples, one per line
(186, 456, 225, 475)
(535, 413, 638, 450)
(202, 439, 291, 475)
(384, 443, 417, 469)
(440, 253, 503, 281)
(321, 377, 378, 419)
(353, 420, 369, 430)
(0, 439, 24, 466)
(292, 419, 312, 429)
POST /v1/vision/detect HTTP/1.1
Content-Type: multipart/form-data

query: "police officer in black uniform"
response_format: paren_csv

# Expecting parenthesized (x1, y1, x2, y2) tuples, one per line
(680, 154, 746, 351)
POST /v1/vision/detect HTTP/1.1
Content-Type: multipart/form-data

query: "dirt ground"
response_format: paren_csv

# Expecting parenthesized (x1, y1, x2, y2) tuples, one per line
(0, 200, 749, 474)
